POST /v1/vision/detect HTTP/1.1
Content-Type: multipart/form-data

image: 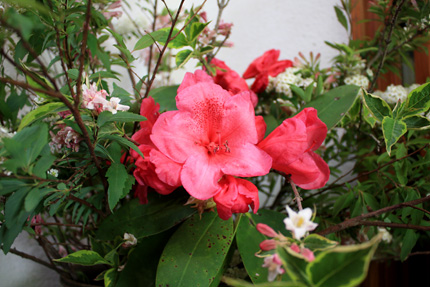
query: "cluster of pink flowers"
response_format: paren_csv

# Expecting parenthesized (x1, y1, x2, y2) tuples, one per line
(50, 125, 82, 153)
(82, 83, 129, 114)
(198, 12, 234, 47)
(130, 50, 329, 220)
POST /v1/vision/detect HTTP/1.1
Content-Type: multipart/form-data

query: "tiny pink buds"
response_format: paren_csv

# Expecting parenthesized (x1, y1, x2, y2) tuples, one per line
(262, 254, 285, 282)
(290, 243, 300, 253)
(256, 223, 278, 238)
(300, 247, 315, 262)
(259, 239, 277, 251)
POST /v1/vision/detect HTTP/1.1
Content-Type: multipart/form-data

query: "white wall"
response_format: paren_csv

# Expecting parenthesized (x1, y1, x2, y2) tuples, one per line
(0, 1, 348, 286)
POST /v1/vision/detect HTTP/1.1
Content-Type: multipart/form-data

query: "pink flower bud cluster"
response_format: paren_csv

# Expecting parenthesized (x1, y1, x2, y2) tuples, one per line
(198, 12, 234, 47)
(50, 125, 82, 153)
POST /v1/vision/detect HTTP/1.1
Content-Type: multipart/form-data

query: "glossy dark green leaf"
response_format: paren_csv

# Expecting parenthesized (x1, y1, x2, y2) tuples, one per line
(96, 192, 195, 240)
(382, 117, 407, 156)
(19, 102, 68, 131)
(236, 209, 289, 283)
(106, 163, 129, 211)
(304, 85, 360, 130)
(149, 85, 179, 111)
(156, 212, 234, 287)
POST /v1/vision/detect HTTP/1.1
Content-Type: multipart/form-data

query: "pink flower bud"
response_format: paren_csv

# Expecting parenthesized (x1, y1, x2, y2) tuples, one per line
(256, 223, 278, 237)
(290, 243, 300, 253)
(300, 247, 315, 262)
(259, 239, 277, 251)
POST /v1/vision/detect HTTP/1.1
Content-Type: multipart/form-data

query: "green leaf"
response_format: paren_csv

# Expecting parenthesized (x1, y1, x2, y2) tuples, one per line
(89, 71, 120, 81)
(97, 111, 145, 127)
(19, 102, 67, 131)
(263, 115, 279, 137)
(25, 73, 55, 100)
(33, 154, 57, 178)
(106, 163, 129, 211)
(25, 187, 54, 212)
(277, 246, 309, 284)
(134, 28, 184, 51)
(67, 69, 79, 80)
(96, 192, 195, 240)
(222, 277, 307, 287)
(400, 229, 418, 261)
(116, 229, 175, 287)
(55, 250, 110, 266)
(4, 186, 32, 228)
(99, 134, 144, 159)
(381, 117, 407, 156)
(176, 49, 193, 68)
(304, 85, 360, 130)
(362, 91, 392, 122)
(149, 85, 179, 111)
(402, 115, 430, 130)
(334, 6, 348, 31)
(2, 0, 53, 17)
(188, 22, 209, 42)
(362, 192, 379, 211)
(303, 234, 338, 252)
(401, 82, 430, 118)
(290, 85, 306, 101)
(156, 212, 234, 287)
(236, 210, 290, 284)
(307, 235, 381, 287)
(104, 268, 119, 287)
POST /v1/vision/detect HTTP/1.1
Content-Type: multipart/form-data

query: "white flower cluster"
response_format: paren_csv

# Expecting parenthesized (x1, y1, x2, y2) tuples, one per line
(266, 67, 315, 98)
(374, 83, 420, 105)
(344, 74, 369, 89)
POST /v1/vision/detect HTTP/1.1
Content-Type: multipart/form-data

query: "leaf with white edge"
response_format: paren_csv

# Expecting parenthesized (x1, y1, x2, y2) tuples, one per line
(97, 111, 146, 127)
(402, 115, 430, 130)
(382, 117, 407, 156)
(277, 246, 309, 284)
(104, 268, 119, 287)
(362, 90, 392, 122)
(25, 74, 54, 100)
(55, 250, 110, 266)
(106, 163, 129, 211)
(176, 49, 193, 68)
(304, 85, 360, 130)
(303, 234, 338, 252)
(401, 82, 430, 118)
(19, 102, 68, 131)
(307, 234, 381, 287)
(156, 212, 234, 287)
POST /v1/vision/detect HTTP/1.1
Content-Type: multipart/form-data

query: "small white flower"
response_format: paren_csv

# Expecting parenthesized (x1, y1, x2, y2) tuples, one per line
(284, 206, 318, 240)
(377, 227, 392, 243)
(103, 97, 130, 114)
(47, 168, 59, 177)
(123, 232, 137, 247)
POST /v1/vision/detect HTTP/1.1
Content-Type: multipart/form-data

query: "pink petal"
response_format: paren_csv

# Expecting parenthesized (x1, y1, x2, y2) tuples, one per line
(255, 116, 267, 143)
(177, 70, 214, 94)
(243, 49, 280, 79)
(291, 152, 330, 190)
(220, 143, 272, 177)
(181, 153, 223, 200)
(149, 148, 182, 187)
(294, 108, 327, 150)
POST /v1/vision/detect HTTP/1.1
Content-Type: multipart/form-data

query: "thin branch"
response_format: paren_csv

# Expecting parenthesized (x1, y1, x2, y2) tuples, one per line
(67, 194, 104, 217)
(318, 194, 430, 235)
(9, 248, 59, 272)
(289, 179, 303, 210)
(357, 220, 430, 231)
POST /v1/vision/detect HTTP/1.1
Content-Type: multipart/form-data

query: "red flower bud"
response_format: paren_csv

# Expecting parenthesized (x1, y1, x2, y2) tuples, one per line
(256, 223, 278, 237)
(259, 239, 277, 251)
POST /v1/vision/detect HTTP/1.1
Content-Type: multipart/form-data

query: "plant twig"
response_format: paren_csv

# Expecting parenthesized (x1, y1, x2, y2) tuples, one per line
(9, 248, 59, 273)
(289, 180, 303, 210)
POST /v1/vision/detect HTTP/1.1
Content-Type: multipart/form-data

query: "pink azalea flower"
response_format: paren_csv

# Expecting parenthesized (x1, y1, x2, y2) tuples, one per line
(243, 49, 293, 93)
(150, 73, 272, 200)
(258, 107, 330, 189)
(210, 58, 258, 107)
(213, 175, 259, 220)
(131, 97, 182, 197)
(82, 83, 108, 113)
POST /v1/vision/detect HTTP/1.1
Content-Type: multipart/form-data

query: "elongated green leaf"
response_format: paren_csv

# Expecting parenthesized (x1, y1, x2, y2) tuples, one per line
(303, 234, 338, 252)
(382, 117, 407, 156)
(96, 192, 195, 240)
(100, 134, 144, 159)
(176, 49, 193, 68)
(106, 163, 128, 211)
(362, 91, 392, 122)
(334, 6, 348, 31)
(307, 234, 381, 287)
(304, 85, 360, 130)
(55, 250, 110, 266)
(402, 115, 430, 130)
(277, 246, 310, 284)
(156, 212, 234, 287)
(134, 28, 186, 51)
(25, 187, 54, 212)
(149, 85, 179, 112)
(400, 229, 418, 261)
(25, 73, 54, 99)
(19, 102, 67, 131)
(236, 210, 290, 284)
(33, 154, 57, 178)
(97, 111, 146, 127)
(89, 71, 120, 81)
(104, 268, 119, 287)
(188, 22, 209, 42)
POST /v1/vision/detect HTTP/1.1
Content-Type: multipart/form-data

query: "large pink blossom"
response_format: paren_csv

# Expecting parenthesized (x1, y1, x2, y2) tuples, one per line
(150, 76, 272, 200)
(258, 108, 329, 189)
(243, 49, 293, 93)
(213, 175, 259, 220)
